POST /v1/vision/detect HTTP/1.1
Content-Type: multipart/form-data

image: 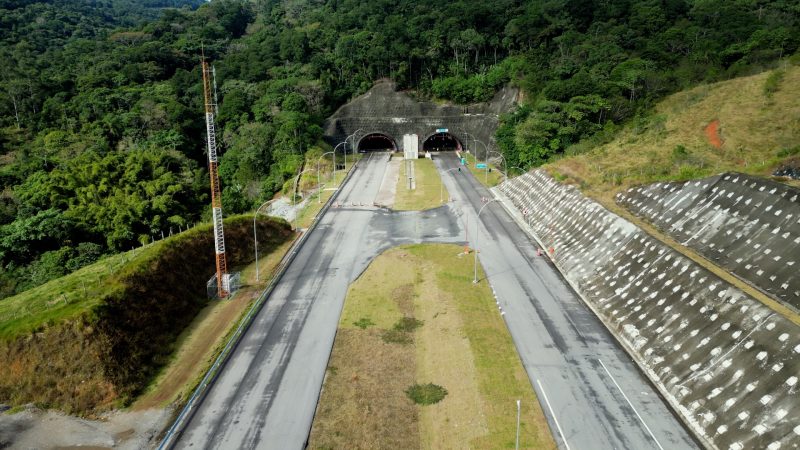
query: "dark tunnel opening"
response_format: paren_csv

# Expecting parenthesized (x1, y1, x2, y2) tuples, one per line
(357, 133, 397, 152)
(422, 132, 461, 151)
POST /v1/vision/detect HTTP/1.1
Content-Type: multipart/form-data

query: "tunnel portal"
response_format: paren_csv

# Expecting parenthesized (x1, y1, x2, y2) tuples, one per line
(357, 133, 397, 152)
(422, 132, 462, 152)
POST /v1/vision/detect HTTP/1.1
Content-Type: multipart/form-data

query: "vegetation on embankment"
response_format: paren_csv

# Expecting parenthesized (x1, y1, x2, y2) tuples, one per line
(309, 244, 554, 449)
(0, 215, 292, 415)
(546, 65, 800, 204)
(463, 152, 504, 188)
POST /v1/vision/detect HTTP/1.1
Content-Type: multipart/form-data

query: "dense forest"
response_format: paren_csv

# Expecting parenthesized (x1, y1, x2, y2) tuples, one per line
(0, 0, 797, 297)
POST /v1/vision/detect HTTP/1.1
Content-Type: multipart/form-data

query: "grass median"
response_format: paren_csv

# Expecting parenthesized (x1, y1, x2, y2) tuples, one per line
(308, 244, 555, 449)
(394, 158, 447, 210)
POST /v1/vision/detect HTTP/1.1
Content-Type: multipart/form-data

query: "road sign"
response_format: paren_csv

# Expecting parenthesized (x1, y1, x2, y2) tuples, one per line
(436, 128, 449, 133)
(476, 163, 487, 169)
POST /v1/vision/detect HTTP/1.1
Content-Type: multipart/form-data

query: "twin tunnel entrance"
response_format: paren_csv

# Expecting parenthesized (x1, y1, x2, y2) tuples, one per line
(355, 132, 463, 153)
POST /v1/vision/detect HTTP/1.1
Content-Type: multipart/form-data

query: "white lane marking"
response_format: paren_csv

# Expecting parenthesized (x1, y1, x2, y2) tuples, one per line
(597, 359, 664, 450)
(536, 379, 572, 450)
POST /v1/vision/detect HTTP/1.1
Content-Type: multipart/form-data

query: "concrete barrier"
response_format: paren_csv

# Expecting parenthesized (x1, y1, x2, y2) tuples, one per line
(616, 173, 800, 312)
(497, 170, 799, 450)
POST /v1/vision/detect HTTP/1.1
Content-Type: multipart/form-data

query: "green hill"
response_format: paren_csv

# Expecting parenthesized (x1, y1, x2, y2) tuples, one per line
(0, 215, 291, 414)
(547, 64, 800, 205)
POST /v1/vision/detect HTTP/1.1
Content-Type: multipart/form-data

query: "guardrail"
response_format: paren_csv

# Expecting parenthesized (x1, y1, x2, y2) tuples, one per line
(157, 159, 362, 449)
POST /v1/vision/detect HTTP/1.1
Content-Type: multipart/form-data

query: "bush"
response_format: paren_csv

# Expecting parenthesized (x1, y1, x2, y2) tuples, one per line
(353, 317, 374, 329)
(405, 383, 448, 405)
(763, 69, 785, 98)
(777, 146, 800, 158)
(381, 328, 412, 345)
(393, 316, 422, 332)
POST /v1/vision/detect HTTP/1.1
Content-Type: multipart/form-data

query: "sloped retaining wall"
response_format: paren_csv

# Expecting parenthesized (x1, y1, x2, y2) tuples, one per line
(498, 170, 799, 450)
(616, 172, 800, 311)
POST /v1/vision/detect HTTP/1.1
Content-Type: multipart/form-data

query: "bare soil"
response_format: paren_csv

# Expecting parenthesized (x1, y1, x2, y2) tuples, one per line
(0, 406, 171, 450)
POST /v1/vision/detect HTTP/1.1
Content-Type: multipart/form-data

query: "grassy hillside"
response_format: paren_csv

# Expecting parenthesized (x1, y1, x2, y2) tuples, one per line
(548, 64, 800, 205)
(0, 215, 292, 415)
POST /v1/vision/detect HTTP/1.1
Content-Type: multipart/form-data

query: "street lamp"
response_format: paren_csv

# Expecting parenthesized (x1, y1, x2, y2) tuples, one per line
(253, 199, 278, 282)
(459, 128, 473, 153)
(292, 168, 314, 229)
(516, 399, 521, 450)
(469, 137, 489, 166)
(345, 129, 363, 167)
(333, 141, 346, 185)
(440, 167, 460, 203)
(473, 198, 499, 283)
(317, 151, 335, 204)
(486, 150, 507, 184)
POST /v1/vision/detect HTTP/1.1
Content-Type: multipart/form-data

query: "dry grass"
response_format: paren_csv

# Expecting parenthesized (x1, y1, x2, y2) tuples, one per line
(394, 158, 447, 210)
(548, 65, 800, 205)
(0, 216, 293, 414)
(545, 65, 800, 325)
(295, 154, 361, 228)
(309, 328, 420, 450)
(134, 239, 296, 409)
(308, 244, 555, 449)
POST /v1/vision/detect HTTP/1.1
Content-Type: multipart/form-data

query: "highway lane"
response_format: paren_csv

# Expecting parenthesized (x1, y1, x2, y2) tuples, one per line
(174, 153, 389, 448)
(435, 152, 697, 450)
(172, 153, 462, 449)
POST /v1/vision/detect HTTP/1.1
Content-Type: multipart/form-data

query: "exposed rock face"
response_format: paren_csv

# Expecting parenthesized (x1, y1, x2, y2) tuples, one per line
(498, 170, 799, 450)
(323, 80, 518, 157)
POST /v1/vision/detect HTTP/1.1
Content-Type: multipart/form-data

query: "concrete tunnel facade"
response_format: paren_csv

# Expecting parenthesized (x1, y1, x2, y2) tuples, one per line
(355, 130, 463, 153)
(323, 80, 518, 158)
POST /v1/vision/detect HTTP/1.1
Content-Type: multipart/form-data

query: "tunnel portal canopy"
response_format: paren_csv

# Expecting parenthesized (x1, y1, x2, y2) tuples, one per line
(423, 132, 462, 152)
(357, 133, 397, 152)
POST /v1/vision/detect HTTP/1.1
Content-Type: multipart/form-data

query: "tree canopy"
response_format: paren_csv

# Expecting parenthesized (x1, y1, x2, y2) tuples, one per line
(1, 0, 797, 297)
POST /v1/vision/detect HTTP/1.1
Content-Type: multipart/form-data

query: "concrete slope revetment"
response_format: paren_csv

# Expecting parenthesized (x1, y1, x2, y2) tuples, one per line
(616, 172, 800, 312)
(496, 170, 799, 450)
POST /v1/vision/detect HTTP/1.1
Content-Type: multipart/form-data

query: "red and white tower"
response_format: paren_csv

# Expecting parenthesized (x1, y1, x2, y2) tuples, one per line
(201, 58, 228, 298)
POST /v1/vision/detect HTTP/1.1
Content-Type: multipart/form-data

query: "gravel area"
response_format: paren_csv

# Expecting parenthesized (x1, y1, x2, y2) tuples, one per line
(0, 405, 172, 449)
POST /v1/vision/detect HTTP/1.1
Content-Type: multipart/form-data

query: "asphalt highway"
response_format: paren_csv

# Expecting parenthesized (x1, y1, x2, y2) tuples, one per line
(172, 153, 462, 449)
(171, 151, 697, 450)
(435, 153, 697, 450)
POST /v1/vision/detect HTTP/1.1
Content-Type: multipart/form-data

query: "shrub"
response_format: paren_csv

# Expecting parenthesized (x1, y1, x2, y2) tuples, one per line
(763, 69, 785, 97)
(405, 383, 448, 405)
(381, 328, 412, 345)
(353, 317, 374, 329)
(393, 317, 422, 332)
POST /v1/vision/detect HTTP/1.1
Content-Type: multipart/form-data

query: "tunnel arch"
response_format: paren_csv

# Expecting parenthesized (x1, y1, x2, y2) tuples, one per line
(422, 131, 462, 152)
(356, 132, 397, 152)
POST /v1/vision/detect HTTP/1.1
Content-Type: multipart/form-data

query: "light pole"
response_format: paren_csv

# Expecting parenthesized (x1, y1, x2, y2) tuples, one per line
(333, 141, 346, 185)
(473, 199, 499, 283)
(516, 399, 521, 450)
(345, 129, 362, 168)
(467, 137, 488, 168)
(459, 128, 477, 155)
(486, 150, 507, 184)
(440, 167, 460, 203)
(253, 199, 277, 282)
(317, 151, 335, 204)
(292, 168, 314, 229)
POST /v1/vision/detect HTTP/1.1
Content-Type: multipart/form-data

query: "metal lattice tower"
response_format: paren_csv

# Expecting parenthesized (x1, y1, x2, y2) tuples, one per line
(201, 59, 228, 298)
